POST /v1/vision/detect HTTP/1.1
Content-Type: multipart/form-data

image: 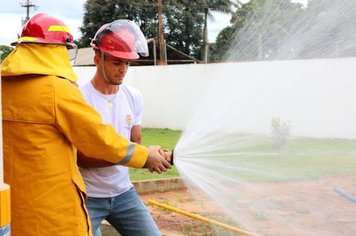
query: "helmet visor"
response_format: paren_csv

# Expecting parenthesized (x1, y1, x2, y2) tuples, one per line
(68, 44, 78, 63)
(95, 20, 149, 58)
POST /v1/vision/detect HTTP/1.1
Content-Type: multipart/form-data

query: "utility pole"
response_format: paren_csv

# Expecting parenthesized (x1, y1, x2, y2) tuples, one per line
(20, 0, 37, 25)
(157, 0, 166, 65)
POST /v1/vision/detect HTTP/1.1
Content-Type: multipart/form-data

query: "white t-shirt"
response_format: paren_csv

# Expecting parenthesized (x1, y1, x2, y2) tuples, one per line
(79, 82, 144, 197)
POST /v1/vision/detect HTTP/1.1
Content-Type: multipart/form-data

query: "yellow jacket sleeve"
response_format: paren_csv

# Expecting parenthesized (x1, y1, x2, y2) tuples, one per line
(53, 78, 148, 168)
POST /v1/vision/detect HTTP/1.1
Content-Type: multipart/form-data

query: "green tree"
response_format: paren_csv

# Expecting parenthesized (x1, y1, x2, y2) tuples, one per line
(211, 0, 305, 62)
(209, 26, 234, 62)
(0, 45, 14, 61)
(74, 40, 85, 49)
(80, 0, 204, 59)
(198, 0, 241, 63)
(291, 0, 356, 59)
(164, 1, 205, 59)
(211, 0, 356, 62)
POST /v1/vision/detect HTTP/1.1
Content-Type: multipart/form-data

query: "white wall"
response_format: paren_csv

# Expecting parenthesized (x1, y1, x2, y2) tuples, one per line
(74, 57, 356, 139)
(75, 64, 211, 130)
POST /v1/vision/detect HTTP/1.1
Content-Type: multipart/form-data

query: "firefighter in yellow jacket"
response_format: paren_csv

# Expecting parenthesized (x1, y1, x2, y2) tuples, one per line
(1, 13, 171, 236)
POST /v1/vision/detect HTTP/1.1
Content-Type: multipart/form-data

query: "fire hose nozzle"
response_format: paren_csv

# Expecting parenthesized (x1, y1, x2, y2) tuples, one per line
(170, 148, 174, 165)
(162, 148, 174, 165)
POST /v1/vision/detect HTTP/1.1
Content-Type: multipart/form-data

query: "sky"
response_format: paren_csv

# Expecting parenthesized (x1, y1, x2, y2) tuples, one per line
(0, 0, 308, 46)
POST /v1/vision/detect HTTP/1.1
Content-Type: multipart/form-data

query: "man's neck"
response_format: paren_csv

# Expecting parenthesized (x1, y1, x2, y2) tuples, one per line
(91, 76, 119, 95)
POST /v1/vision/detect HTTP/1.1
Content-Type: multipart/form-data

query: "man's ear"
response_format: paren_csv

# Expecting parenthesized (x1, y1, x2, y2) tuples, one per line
(94, 54, 101, 66)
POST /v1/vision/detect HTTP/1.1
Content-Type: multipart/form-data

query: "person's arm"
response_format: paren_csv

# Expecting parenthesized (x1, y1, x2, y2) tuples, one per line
(77, 150, 116, 168)
(54, 78, 170, 172)
(77, 125, 142, 168)
(131, 125, 142, 144)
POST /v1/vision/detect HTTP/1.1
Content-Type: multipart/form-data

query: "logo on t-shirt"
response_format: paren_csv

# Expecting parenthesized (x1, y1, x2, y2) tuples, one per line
(125, 114, 133, 126)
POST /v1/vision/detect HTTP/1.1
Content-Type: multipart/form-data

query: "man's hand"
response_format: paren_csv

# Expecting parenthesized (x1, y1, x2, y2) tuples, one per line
(159, 149, 172, 164)
(144, 146, 171, 173)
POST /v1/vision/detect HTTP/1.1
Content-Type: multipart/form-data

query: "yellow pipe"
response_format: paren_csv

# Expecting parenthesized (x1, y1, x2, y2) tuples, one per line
(148, 199, 260, 236)
(0, 183, 11, 233)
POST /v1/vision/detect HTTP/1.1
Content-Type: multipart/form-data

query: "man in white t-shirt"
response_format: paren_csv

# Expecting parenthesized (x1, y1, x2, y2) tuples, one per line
(77, 20, 164, 236)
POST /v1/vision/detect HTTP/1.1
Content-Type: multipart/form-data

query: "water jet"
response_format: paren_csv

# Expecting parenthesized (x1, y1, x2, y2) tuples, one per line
(169, 1, 356, 235)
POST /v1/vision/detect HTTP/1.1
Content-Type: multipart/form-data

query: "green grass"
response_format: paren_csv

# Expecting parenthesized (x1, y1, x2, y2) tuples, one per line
(130, 128, 182, 181)
(130, 129, 356, 182)
(214, 135, 356, 182)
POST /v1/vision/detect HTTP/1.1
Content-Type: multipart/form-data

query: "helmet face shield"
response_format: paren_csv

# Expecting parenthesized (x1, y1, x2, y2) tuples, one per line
(68, 44, 79, 63)
(90, 20, 149, 60)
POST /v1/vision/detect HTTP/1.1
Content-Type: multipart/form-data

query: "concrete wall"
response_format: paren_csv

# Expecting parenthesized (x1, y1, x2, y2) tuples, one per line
(74, 64, 211, 130)
(74, 57, 356, 138)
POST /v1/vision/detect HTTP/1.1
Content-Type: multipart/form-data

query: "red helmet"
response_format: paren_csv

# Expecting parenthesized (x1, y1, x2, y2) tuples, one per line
(90, 20, 149, 60)
(12, 13, 75, 49)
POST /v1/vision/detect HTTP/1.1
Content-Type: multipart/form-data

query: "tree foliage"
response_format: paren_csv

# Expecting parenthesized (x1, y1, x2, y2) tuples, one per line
(198, 0, 242, 62)
(211, 0, 356, 62)
(164, 1, 205, 59)
(80, 0, 205, 59)
(211, 0, 305, 62)
(0, 45, 14, 61)
(80, 0, 356, 63)
(293, 0, 356, 59)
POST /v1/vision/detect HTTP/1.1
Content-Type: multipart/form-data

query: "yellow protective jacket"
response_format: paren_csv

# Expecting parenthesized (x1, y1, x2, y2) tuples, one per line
(1, 44, 148, 235)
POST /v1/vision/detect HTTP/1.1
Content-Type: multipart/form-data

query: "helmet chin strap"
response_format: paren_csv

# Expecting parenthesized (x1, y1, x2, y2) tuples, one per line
(100, 52, 111, 84)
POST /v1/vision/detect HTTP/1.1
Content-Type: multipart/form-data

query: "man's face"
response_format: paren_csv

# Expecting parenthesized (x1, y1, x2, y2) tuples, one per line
(100, 54, 131, 86)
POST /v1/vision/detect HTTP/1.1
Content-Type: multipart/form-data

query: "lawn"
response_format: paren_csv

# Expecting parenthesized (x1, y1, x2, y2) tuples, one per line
(130, 129, 356, 182)
(200, 134, 356, 182)
(130, 128, 182, 181)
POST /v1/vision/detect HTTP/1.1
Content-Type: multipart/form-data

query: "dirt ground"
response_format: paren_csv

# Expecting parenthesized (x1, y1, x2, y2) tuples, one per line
(140, 188, 233, 236)
(139, 175, 356, 236)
